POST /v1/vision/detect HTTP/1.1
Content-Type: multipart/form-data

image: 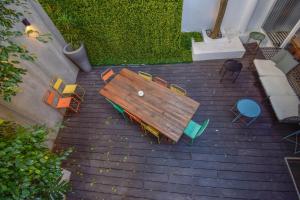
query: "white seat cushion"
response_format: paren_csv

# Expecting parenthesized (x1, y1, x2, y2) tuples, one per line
(260, 76, 296, 96)
(269, 96, 300, 121)
(254, 59, 285, 77)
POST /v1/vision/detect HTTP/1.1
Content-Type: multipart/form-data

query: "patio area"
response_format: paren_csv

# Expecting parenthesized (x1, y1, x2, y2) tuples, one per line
(55, 45, 299, 200)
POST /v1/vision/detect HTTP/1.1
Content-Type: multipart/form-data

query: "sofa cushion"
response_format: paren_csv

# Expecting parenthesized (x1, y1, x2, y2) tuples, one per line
(269, 96, 300, 121)
(260, 76, 296, 96)
(254, 59, 285, 77)
(270, 49, 288, 64)
(276, 52, 299, 74)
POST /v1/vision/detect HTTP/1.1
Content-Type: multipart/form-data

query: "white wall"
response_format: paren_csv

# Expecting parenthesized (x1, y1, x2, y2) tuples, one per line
(246, 0, 276, 32)
(182, 0, 275, 34)
(182, 0, 219, 32)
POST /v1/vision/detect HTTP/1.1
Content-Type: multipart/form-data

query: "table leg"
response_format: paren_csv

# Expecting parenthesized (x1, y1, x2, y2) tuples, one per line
(246, 117, 257, 127)
(232, 113, 242, 123)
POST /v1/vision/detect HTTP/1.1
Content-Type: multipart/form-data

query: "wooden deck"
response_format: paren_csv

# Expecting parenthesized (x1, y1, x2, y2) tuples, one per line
(55, 44, 299, 200)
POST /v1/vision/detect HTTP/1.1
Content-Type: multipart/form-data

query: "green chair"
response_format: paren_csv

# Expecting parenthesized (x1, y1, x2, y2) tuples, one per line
(246, 32, 265, 50)
(283, 129, 300, 154)
(105, 98, 126, 119)
(183, 119, 210, 144)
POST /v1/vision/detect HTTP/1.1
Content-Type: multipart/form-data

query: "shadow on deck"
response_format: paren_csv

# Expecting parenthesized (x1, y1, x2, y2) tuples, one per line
(55, 44, 299, 200)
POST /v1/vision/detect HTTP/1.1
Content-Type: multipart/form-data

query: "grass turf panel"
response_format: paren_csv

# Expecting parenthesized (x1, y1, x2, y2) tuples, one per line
(39, 0, 201, 65)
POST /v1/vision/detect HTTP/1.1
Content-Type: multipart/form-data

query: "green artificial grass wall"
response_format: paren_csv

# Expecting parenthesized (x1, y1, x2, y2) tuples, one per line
(39, 0, 201, 65)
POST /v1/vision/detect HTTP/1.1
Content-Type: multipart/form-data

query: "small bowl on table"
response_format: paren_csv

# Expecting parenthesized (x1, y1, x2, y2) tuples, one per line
(138, 90, 144, 97)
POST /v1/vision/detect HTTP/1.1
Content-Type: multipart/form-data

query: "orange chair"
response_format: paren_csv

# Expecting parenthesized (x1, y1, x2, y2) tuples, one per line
(101, 68, 115, 83)
(153, 76, 168, 87)
(125, 110, 142, 124)
(50, 77, 85, 102)
(43, 90, 80, 115)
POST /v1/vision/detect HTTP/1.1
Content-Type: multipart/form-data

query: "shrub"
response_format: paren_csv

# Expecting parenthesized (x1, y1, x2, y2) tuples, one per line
(192, 32, 203, 42)
(39, 0, 194, 65)
(181, 32, 203, 49)
(0, 121, 72, 199)
(0, 0, 36, 102)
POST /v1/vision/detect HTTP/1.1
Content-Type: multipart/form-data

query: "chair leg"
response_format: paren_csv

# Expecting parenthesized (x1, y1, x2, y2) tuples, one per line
(122, 113, 127, 122)
(220, 70, 227, 82)
(283, 130, 300, 140)
(295, 135, 299, 154)
(219, 64, 225, 74)
(246, 117, 258, 127)
(261, 96, 269, 104)
(283, 130, 300, 154)
(74, 93, 83, 102)
(190, 139, 194, 145)
(233, 71, 241, 83)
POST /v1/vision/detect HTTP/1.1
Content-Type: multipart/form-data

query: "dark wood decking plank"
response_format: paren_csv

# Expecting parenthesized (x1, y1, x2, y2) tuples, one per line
(55, 45, 299, 200)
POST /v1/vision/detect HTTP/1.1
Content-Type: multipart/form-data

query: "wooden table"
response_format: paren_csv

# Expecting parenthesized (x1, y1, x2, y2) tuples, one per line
(99, 68, 200, 142)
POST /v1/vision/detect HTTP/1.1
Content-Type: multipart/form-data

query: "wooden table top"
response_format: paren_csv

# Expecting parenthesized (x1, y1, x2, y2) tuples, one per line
(99, 68, 200, 142)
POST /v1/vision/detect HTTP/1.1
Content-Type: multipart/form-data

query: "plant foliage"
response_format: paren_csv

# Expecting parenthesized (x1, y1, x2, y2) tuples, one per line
(0, 0, 37, 102)
(39, 0, 195, 65)
(0, 121, 72, 199)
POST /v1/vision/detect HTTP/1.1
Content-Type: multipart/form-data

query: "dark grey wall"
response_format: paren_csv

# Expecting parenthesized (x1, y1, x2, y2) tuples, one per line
(0, 0, 79, 149)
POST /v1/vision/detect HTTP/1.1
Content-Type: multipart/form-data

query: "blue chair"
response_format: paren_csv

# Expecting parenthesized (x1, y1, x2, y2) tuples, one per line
(283, 130, 300, 154)
(183, 119, 210, 144)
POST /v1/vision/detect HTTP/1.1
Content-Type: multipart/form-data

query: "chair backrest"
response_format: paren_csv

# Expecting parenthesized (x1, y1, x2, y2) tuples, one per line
(141, 122, 160, 137)
(43, 90, 59, 108)
(138, 71, 152, 81)
(51, 77, 65, 93)
(153, 76, 168, 87)
(101, 68, 115, 83)
(170, 84, 187, 96)
(105, 98, 124, 113)
(125, 110, 142, 123)
(196, 119, 210, 138)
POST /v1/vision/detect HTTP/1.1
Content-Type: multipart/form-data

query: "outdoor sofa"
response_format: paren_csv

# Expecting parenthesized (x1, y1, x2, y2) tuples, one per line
(254, 49, 300, 123)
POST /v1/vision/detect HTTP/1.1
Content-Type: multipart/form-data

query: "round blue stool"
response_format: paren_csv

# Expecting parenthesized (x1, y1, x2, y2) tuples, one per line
(231, 99, 261, 126)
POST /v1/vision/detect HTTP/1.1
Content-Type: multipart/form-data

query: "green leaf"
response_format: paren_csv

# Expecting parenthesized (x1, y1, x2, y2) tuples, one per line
(0, 123, 71, 198)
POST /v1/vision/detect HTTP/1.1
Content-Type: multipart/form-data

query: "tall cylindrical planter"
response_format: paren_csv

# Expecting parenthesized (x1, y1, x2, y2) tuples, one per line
(63, 43, 92, 72)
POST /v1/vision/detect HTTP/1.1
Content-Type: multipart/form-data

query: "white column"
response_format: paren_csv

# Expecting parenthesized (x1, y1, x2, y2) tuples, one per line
(281, 19, 300, 48)
(239, 0, 258, 33)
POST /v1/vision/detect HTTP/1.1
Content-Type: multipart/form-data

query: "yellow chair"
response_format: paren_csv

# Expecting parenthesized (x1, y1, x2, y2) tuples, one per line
(170, 84, 187, 96)
(138, 71, 152, 81)
(141, 122, 160, 144)
(153, 76, 168, 87)
(50, 77, 85, 102)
